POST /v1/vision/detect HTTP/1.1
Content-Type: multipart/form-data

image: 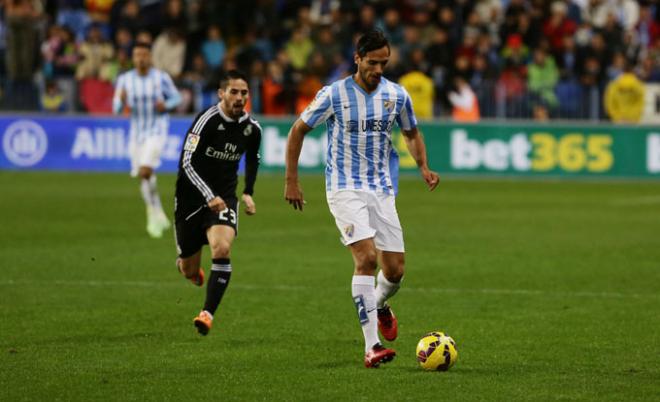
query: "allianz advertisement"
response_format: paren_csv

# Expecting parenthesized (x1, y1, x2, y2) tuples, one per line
(1, 115, 659, 178)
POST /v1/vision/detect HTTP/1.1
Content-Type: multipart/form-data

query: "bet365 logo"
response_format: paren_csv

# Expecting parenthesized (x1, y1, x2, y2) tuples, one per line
(2, 120, 48, 167)
(450, 129, 614, 173)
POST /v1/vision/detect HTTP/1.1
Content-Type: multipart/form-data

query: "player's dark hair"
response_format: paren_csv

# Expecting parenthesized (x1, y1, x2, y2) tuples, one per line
(133, 41, 151, 51)
(219, 70, 249, 88)
(356, 30, 390, 57)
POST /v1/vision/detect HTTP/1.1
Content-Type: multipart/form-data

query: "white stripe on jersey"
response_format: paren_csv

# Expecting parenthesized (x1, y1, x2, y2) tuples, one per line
(182, 107, 218, 202)
(300, 76, 417, 194)
(114, 68, 178, 144)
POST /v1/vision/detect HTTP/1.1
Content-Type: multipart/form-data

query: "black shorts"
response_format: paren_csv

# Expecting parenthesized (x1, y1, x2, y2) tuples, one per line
(175, 198, 238, 258)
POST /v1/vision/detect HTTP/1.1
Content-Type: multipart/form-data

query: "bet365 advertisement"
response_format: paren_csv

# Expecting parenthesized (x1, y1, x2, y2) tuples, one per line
(1, 115, 659, 178)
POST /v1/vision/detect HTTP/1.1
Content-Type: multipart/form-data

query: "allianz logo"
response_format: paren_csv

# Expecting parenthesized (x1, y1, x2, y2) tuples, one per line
(70, 127, 180, 161)
(2, 120, 48, 167)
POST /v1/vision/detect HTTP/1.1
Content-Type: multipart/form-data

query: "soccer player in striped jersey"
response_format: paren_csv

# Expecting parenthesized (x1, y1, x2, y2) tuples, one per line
(174, 70, 261, 336)
(112, 42, 182, 238)
(285, 30, 440, 368)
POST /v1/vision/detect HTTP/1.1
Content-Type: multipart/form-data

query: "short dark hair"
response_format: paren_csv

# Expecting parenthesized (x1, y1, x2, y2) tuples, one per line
(133, 42, 151, 51)
(356, 30, 390, 57)
(219, 69, 249, 88)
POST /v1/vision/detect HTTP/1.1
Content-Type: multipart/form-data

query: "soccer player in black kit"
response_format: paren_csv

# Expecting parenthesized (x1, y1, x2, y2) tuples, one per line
(174, 70, 261, 335)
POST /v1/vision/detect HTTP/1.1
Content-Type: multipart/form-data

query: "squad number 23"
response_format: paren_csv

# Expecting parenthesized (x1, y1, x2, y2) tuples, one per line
(531, 134, 613, 172)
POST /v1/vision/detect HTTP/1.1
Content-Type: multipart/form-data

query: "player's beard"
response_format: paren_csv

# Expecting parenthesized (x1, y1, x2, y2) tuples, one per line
(360, 70, 380, 91)
(229, 102, 244, 119)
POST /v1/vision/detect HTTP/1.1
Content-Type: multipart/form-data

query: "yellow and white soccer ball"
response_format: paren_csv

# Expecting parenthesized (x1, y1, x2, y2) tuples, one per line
(416, 331, 458, 371)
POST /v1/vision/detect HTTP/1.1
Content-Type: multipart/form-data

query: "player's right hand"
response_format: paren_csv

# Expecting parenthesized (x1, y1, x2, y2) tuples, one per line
(284, 181, 305, 211)
(207, 196, 226, 213)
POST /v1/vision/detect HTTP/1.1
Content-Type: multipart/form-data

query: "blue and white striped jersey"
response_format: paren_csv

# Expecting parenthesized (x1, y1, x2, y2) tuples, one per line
(300, 76, 417, 195)
(112, 68, 182, 143)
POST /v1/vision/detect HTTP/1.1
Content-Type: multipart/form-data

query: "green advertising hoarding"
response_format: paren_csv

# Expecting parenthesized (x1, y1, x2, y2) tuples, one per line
(258, 118, 660, 178)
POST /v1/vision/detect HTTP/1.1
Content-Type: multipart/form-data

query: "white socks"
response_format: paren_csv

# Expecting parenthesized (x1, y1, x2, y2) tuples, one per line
(140, 175, 164, 214)
(352, 275, 380, 352)
(375, 270, 402, 309)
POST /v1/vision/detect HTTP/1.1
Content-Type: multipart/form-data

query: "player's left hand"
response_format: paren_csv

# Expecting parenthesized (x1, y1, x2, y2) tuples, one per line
(155, 100, 166, 113)
(422, 168, 440, 191)
(242, 194, 256, 215)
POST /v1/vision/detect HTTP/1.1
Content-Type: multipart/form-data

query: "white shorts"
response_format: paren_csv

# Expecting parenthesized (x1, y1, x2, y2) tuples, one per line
(326, 190, 405, 252)
(128, 135, 167, 177)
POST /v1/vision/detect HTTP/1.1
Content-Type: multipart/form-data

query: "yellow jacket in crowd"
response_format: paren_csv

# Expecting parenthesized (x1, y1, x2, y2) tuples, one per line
(604, 72, 646, 123)
(399, 71, 435, 119)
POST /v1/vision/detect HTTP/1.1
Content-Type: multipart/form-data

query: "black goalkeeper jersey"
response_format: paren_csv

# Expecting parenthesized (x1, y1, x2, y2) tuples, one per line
(175, 104, 261, 219)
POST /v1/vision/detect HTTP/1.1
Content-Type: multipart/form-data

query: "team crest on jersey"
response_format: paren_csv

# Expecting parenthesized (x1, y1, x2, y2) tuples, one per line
(184, 133, 200, 151)
(243, 124, 253, 136)
(344, 224, 355, 238)
(383, 100, 394, 112)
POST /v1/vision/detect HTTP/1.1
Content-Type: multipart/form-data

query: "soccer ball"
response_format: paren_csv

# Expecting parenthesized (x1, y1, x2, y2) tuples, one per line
(416, 331, 458, 371)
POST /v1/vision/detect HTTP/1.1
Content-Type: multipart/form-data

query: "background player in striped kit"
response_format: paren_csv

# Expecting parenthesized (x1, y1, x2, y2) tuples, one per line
(284, 30, 439, 368)
(174, 70, 261, 336)
(112, 42, 182, 238)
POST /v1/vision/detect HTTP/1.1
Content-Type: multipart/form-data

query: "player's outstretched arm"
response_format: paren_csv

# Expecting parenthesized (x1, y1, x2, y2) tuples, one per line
(402, 128, 440, 191)
(285, 118, 313, 211)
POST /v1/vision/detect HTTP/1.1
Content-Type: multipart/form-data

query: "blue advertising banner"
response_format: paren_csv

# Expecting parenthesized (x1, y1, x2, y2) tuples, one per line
(0, 116, 187, 172)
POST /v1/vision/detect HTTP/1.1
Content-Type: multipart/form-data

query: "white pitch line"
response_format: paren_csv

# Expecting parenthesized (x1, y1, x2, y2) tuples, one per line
(0, 280, 658, 300)
(610, 195, 660, 206)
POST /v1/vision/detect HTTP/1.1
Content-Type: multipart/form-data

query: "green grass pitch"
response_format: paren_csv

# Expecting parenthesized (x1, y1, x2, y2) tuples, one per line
(0, 171, 659, 401)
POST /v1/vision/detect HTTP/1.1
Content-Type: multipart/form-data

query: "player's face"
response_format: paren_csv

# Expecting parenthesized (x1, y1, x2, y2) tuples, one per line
(132, 47, 151, 71)
(219, 79, 249, 118)
(355, 46, 389, 90)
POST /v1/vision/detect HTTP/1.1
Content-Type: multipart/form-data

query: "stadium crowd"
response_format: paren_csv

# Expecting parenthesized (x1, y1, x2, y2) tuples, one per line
(1, 0, 658, 121)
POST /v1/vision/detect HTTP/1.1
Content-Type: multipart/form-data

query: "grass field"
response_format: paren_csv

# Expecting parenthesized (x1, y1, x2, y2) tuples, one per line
(0, 171, 659, 401)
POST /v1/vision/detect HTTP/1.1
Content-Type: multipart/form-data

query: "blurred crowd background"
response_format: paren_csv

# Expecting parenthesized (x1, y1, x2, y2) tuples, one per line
(0, 0, 658, 122)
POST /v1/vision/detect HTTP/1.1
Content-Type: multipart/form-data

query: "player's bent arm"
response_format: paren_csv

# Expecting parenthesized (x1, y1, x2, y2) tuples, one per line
(402, 128, 440, 191)
(402, 128, 429, 170)
(243, 127, 261, 197)
(284, 119, 313, 210)
(164, 91, 182, 111)
(285, 119, 313, 184)
(181, 120, 217, 203)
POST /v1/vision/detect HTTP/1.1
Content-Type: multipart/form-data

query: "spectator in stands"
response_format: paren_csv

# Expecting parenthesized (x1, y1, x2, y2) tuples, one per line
(636, 3, 660, 49)
(604, 63, 645, 123)
(40, 79, 67, 112)
(261, 60, 287, 116)
(377, 7, 404, 47)
(285, 25, 313, 71)
(471, 53, 498, 118)
(161, 0, 186, 30)
(399, 61, 434, 119)
(114, 0, 143, 35)
(201, 25, 225, 70)
(5, 0, 42, 82)
(543, 1, 577, 57)
(528, 47, 559, 110)
(449, 75, 480, 122)
(152, 26, 186, 80)
(75, 23, 114, 80)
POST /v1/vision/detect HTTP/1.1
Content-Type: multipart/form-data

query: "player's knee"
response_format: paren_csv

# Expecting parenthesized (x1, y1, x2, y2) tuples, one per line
(355, 251, 377, 274)
(385, 269, 404, 283)
(138, 167, 152, 179)
(210, 241, 231, 259)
